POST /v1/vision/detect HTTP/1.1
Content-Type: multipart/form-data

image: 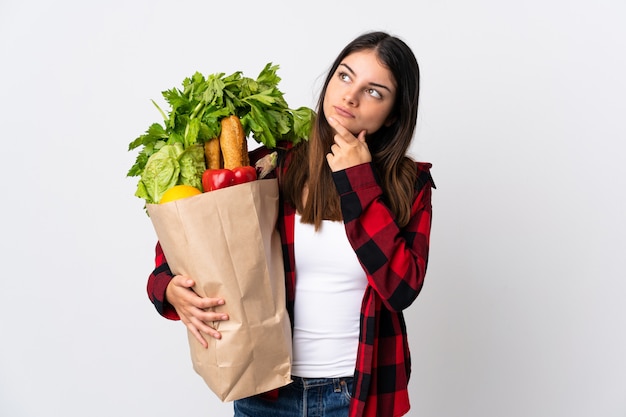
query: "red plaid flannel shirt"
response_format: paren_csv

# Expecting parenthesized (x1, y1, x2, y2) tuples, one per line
(147, 145, 435, 417)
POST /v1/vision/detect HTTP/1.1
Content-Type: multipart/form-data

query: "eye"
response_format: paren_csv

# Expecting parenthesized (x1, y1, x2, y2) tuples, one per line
(338, 71, 351, 83)
(366, 88, 382, 99)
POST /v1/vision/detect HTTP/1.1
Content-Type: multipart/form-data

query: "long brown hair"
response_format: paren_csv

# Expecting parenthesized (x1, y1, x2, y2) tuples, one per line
(282, 31, 421, 229)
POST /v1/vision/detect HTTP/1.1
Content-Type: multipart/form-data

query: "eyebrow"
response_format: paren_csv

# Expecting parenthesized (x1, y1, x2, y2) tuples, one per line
(339, 63, 393, 93)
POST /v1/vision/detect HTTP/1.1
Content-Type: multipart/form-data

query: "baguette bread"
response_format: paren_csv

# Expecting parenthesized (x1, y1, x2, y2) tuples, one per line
(219, 115, 249, 169)
(204, 137, 222, 170)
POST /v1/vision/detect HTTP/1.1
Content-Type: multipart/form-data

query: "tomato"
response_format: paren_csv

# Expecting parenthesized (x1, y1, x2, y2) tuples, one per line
(202, 169, 236, 192)
(232, 166, 257, 185)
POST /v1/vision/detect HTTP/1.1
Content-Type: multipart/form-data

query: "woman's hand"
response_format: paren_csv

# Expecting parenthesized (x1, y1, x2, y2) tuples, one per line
(165, 275, 229, 348)
(326, 116, 371, 172)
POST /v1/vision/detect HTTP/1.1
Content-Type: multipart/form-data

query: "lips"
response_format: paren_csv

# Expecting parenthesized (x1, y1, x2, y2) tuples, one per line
(333, 106, 354, 118)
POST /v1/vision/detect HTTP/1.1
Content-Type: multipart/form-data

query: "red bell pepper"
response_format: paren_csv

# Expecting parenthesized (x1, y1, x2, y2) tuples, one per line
(201, 166, 257, 192)
(202, 169, 236, 192)
(232, 166, 257, 185)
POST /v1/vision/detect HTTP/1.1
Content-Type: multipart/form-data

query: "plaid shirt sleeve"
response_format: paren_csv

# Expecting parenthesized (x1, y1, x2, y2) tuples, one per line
(146, 242, 180, 320)
(332, 162, 434, 312)
(332, 161, 435, 417)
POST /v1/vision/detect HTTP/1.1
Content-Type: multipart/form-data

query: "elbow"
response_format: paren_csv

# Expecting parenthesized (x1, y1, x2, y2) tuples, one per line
(384, 278, 424, 311)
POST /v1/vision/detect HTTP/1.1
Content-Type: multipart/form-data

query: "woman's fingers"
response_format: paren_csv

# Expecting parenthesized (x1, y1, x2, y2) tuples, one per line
(327, 116, 357, 144)
(186, 320, 210, 348)
(166, 275, 230, 347)
(326, 117, 371, 171)
(181, 302, 229, 347)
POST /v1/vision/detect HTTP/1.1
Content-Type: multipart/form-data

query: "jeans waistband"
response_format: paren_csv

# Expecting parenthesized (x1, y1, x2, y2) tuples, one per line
(291, 375, 353, 390)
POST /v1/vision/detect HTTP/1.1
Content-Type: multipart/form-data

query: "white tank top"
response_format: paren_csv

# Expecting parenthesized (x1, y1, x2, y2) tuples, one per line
(291, 213, 368, 377)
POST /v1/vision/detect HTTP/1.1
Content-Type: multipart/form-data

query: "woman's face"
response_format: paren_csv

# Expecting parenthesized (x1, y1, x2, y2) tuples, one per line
(323, 49, 397, 136)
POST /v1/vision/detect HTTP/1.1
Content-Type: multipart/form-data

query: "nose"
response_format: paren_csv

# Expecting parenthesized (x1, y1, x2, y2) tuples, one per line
(343, 87, 358, 106)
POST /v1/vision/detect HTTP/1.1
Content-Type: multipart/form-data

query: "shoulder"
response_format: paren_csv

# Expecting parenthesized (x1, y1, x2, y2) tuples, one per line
(414, 161, 436, 191)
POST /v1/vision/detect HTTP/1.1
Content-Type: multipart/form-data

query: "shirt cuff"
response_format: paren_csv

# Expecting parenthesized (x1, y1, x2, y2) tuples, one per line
(331, 163, 379, 195)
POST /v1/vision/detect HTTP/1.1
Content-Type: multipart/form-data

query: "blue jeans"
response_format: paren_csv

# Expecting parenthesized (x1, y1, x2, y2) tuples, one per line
(233, 376, 353, 417)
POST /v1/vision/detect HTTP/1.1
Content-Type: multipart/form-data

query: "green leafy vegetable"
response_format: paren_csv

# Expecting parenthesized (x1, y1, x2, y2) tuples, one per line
(133, 143, 206, 205)
(135, 144, 182, 205)
(127, 63, 316, 209)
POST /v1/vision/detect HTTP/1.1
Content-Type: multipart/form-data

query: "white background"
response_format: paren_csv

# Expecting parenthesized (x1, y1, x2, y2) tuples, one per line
(1, 0, 625, 416)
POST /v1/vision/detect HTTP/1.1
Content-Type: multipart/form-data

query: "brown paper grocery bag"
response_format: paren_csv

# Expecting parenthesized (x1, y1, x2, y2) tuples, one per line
(146, 179, 292, 402)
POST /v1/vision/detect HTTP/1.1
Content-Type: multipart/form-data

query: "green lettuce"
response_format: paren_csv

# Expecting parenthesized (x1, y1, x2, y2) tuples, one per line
(134, 143, 204, 205)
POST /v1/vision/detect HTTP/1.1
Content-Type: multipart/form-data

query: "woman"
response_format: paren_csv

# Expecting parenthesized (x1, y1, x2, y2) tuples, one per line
(147, 31, 435, 417)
